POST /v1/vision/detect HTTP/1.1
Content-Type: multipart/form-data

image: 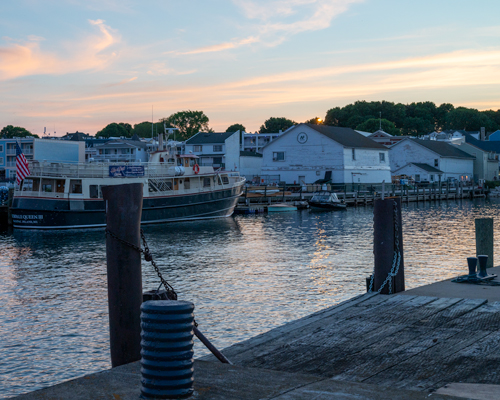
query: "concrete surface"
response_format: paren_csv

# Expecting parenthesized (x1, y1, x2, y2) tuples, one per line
(11, 359, 465, 400)
(402, 265, 500, 302)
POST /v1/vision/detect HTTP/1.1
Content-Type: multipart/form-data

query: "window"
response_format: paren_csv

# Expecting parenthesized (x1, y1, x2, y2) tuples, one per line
(273, 152, 285, 161)
(193, 145, 202, 152)
(379, 153, 385, 163)
(415, 174, 420, 182)
(352, 149, 356, 160)
(0, 145, 3, 152)
(203, 177, 211, 187)
(70, 179, 83, 194)
(213, 145, 222, 152)
(434, 159, 438, 167)
(0, 157, 3, 164)
(184, 178, 190, 189)
(430, 175, 434, 181)
(222, 176, 229, 184)
(42, 179, 54, 193)
(213, 157, 222, 165)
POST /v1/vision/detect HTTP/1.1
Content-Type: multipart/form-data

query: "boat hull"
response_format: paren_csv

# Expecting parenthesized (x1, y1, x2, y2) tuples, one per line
(11, 186, 242, 229)
(308, 202, 347, 211)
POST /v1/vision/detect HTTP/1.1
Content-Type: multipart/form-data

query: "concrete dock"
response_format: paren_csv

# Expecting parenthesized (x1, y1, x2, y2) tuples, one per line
(12, 267, 500, 400)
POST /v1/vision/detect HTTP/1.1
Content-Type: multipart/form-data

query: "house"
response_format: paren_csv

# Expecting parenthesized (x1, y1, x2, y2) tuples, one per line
(184, 131, 240, 170)
(393, 163, 443, 183)
(241, 130, 289, 153)
(366, 130, 407, 147)
(488, 130, 500, 141)
(0, 137, 84, 183)
(458, 134, 500, 181)
(260, 124, 391, 185)
(389, 138, 474, 182)
(92, 135, 149, 162)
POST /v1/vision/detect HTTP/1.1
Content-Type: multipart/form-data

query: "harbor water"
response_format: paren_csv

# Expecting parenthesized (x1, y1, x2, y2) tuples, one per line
(1, 198, 500, 398)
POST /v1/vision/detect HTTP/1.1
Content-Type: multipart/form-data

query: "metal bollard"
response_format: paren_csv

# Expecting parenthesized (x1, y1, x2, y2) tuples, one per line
(141, 300, 195, 399)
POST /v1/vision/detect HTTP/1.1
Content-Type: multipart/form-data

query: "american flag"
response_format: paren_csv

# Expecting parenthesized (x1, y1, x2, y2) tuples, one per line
(16, 142, 30, 185)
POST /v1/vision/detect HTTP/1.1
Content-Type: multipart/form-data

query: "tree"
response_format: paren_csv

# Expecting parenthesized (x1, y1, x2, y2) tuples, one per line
(118, 122, 133, 136)
(133, 121, 167, 138)
(444, 107, 496, 131)
(162, 110, 210, 141)
(356, 118, 400, 136)
(226, 123, 246, 132)
(95, 123, 129, 138)
(401, 117, 435, 136)
(1, 125, 38, 138)
(259, 117, 297, 133)
(305, 117, 323, 124)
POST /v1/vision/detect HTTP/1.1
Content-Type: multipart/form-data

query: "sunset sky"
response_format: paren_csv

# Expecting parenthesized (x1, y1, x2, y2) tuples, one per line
(1, 0, 500, 136)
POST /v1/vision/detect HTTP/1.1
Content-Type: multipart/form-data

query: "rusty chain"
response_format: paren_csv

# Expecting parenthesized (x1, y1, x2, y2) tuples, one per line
(105, 228, 177, 300)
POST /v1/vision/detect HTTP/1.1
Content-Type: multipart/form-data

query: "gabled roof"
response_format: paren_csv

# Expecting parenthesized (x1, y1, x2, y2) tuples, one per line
(186, 132, 235, 145)
(369, 129, 393, 138)
(305, 124, 387, 149)
(464, 134, 500, 153)
(410, 163, 443, 173)
(397, 138, 475, 159)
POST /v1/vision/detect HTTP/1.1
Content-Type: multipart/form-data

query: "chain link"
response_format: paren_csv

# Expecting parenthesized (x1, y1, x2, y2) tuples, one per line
(105, 228, 177, 300)
(369, 200, 401, 294)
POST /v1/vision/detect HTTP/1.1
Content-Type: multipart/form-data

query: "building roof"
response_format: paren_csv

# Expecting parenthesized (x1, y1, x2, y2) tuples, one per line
(305, 124, 387, 149)
(240, 151, 263, 157)
(95, 139, 147, 150)
(465, 134, 500, 153)
(410, 163, 443, 173)
(185, 132, 235, 145)
(411, 139, 475, 159)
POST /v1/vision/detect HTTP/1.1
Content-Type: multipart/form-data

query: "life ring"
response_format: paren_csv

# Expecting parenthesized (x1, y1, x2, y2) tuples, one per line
(193, 164, 200, 174)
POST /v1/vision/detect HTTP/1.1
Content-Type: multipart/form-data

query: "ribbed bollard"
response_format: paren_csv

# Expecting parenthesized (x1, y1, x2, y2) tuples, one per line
(140, 300, 195, 399)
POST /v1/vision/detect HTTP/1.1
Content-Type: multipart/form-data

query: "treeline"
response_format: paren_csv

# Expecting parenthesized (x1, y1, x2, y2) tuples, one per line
(323, 101, 500, 136)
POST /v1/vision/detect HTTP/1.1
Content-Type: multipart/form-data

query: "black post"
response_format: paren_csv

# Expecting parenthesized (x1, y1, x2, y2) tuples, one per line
(373, 197, 405, 294)
(103, 183, 144, 368)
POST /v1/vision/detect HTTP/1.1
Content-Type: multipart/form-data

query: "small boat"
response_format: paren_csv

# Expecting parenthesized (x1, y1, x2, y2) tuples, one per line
(308, 191, 347, 211)
(267, 203, 297, 212)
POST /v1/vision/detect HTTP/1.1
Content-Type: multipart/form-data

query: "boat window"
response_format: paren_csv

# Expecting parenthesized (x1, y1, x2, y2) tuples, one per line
(203, 177, 211, 187)
(222, 176, 229, 184)
(42, 179, 54, 193)
(89, 185, 99, 198)
(184, 178, 190, 190)
(70, 179, 83, 194)
(22, 178, 39, 192)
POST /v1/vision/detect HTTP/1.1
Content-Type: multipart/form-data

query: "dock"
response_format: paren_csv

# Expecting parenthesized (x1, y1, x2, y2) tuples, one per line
(12, 266, 500, 400)
(238, 183, 488, 210)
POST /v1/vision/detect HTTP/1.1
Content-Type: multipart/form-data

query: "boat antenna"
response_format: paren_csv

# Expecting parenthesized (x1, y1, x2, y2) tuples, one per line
(151, 105, 154, 140)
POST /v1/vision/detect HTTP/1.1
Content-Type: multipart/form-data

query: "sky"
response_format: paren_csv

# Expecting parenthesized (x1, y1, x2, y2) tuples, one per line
(1, 0, 500, 136)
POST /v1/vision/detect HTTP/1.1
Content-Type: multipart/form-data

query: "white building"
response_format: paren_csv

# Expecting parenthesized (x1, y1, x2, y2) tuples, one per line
(185, 131, 239, 170)
(92, 135, 149, 163)
(241, 130, 287, 153)
(389, 138, 474, 181)
(260, 124, 391, 185)
(392, 163, 443, 183)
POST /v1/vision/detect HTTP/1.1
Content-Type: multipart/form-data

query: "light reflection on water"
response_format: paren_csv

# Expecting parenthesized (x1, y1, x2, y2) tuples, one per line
(1, 198, 500, 398)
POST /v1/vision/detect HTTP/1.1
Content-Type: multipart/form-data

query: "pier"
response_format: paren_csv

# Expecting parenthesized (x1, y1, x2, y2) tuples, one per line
(12, 267, 500, 399)
(237, 182, 488, 212)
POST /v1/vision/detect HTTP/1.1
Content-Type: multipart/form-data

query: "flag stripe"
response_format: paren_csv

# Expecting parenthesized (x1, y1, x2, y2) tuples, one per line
(16, 143, 30, 185)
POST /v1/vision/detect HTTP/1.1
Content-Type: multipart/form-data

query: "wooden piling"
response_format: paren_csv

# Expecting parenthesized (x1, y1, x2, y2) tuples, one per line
(102, 183, 144, 368)
(475, 218, 494, 269)
(373, 197, 405, 294)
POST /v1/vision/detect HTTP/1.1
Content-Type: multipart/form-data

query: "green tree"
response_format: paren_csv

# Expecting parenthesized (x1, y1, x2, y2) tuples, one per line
(435, 103, 454, 130)
(401, 117, 435, 136)
(133, 121, 166, 138)
(226, 123, 246, 132)
(356, 118, 400, 136)
(444, 107, 496, 131)
(1, 125, 38, 138)
(95, 123, 129, 138)
(259, 117, 297, 133)
(162, 110, 210, 141)
(118, 122, 133, 136)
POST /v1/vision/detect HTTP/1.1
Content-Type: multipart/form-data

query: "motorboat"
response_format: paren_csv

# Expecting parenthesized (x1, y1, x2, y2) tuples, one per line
(308, 191, 347, 211)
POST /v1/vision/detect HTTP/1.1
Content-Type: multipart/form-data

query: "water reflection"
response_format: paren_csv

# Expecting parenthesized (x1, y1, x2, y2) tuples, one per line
(1, 198, 499, 398)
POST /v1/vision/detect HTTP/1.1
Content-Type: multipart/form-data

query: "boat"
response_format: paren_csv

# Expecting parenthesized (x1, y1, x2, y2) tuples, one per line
(308, 191, 347, 211)
(11, 146, 246, 229)
(267, 203, 297, 212)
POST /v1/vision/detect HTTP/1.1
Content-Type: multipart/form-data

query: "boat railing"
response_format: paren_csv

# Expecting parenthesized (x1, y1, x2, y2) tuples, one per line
(28, 160, 179, 179)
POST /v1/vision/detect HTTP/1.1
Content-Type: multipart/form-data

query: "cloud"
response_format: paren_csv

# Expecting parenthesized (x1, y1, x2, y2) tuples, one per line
(0, 19, 120, 80)
(180, 0, 363, 55)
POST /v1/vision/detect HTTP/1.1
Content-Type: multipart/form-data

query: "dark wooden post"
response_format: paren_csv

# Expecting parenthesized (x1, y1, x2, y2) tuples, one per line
(476, 218, 494, 269)
(102, 183, 144, 368)
(373, 197, 405, 294)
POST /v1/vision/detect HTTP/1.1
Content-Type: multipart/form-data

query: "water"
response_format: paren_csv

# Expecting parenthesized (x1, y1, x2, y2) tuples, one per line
(1, 198, 500, 398)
